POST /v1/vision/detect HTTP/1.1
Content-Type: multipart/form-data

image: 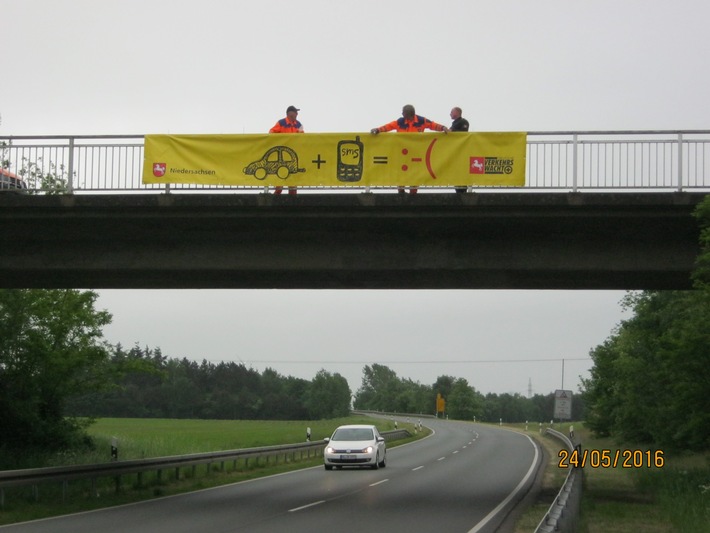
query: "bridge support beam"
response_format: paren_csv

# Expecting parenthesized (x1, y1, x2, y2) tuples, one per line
(0, 192, 703, 290)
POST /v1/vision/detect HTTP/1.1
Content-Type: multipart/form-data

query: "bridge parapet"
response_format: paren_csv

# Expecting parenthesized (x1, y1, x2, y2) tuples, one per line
(2, 131, 709, 194)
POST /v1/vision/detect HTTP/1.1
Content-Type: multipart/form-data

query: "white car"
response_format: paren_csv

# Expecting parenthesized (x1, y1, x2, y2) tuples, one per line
(324, 424, 386, 470)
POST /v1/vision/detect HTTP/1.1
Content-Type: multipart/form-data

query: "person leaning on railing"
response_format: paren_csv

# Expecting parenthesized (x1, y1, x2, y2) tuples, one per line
(370, 104, 449, 194)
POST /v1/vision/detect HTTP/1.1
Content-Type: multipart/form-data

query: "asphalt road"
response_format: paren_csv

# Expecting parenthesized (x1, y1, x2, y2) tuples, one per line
(0, 419, 540, 533)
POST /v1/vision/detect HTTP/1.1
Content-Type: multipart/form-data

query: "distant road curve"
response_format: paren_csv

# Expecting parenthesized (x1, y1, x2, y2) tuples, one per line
(0, 419, 540, 533)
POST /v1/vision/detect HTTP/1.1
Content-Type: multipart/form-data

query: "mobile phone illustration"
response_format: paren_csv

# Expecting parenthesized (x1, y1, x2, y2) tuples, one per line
(337, 136, 364, 182)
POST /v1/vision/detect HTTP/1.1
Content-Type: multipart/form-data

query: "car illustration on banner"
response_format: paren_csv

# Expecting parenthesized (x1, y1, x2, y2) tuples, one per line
(243, 146, 305, 181)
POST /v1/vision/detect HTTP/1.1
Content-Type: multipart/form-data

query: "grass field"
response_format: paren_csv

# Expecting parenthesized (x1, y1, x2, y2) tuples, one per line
(84, 418, 381, 464)
(0, 416, 424, 525)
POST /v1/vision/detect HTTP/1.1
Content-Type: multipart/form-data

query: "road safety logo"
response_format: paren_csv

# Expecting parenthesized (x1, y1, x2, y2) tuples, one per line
(470, 157, 485, 174)
(470, 157, 515, 175)
(153, 163, 167, 178)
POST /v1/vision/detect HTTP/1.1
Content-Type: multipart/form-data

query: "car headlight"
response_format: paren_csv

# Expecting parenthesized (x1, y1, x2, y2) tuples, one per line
(365, 446, 374, 454)
(326, 447, 335, 454)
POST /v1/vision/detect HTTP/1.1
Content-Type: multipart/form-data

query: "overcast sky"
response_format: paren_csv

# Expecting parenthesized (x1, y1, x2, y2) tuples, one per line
(3, 1, 708, 397)
(94, 289, 628, 398)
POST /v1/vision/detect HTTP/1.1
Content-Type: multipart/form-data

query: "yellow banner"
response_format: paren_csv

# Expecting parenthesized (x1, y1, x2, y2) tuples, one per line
(143, 132, 526, 187)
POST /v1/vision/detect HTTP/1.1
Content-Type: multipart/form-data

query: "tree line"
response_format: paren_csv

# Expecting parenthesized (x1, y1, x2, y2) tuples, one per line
(68, 352, 583, 426)
(66, 345, 351, 422)
(583, 290, 710, 452)
(352, 363, 584, 423)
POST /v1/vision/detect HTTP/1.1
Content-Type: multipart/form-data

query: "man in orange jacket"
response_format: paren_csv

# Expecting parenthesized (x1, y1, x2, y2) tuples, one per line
(269, 105, 303, 195)
(370, 105, 449, 194)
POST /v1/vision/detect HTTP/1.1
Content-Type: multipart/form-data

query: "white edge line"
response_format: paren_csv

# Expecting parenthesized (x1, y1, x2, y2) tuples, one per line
(370, 479, 389, 487)
(467, 434, 540, 533)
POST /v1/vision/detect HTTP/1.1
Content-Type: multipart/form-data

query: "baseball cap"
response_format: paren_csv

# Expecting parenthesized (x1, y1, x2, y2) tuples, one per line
(286, 105, 300, 113)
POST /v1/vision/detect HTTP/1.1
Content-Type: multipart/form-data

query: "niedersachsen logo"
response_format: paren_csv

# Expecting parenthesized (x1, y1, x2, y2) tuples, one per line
(168, 167, 217, 176)
(152, 163, 216, 178)
(469, 157, 515, 175)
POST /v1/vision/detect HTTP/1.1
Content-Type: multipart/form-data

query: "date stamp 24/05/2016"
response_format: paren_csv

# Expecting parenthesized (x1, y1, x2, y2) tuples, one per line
(558, 448, 664, 469)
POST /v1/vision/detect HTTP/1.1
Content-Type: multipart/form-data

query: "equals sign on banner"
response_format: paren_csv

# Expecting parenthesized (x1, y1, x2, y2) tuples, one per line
(373, 156, 388, 164)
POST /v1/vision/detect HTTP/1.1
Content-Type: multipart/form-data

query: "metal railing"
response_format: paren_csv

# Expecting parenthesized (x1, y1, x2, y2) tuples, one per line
(526, 130, 710, 191)
(0, 429, 411, 508)
(535, 429, 583, 533)
(2, 131, 709, 194)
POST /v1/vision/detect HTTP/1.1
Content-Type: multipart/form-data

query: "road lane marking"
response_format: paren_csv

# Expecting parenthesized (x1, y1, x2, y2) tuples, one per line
(289, 500, 325, 512)
(438, 457, 446, 461)
(412, 466, 424, 471)
(453, 450, 459, 454)
(370, 479, 389, 487)
(467, 435, 540, 533)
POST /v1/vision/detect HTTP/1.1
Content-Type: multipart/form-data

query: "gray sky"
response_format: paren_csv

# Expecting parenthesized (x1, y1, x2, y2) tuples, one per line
(3, 0, 708, 396)
(94, 290, 628, 397)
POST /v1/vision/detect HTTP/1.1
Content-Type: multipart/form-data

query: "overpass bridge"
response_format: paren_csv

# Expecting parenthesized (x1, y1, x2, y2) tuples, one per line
(0, 131, 708, 290)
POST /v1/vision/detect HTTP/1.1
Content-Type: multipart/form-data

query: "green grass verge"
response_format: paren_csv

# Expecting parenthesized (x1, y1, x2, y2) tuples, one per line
(0, 417, 428, 525)
(504, 422, 709, 533)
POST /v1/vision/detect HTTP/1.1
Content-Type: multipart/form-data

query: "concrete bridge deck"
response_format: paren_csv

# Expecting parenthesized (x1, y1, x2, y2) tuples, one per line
(0, 191, 704, 290)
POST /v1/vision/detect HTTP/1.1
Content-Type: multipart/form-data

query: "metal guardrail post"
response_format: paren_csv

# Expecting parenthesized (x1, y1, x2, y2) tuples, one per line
(67, 137, 75, 194)
(572, 133, 579, 192)
(677, 132, 683, 192)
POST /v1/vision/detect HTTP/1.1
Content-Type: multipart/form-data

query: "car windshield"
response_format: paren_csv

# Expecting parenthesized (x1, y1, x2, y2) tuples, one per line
(332, 428, 374, 441)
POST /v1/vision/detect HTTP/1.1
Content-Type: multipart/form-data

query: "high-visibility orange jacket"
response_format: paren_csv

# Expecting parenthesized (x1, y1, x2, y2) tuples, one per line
(269, 117, 304, 133)
(374, 115, 445, 133)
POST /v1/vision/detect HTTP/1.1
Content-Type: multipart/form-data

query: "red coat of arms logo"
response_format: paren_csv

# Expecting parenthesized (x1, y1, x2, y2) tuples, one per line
(470, 157, 485, 174)
(153, 163, 167, 177)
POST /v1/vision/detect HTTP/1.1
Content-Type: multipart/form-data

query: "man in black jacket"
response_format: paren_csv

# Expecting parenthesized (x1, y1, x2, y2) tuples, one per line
(450, 107, 470, 193)
(450, 106, 469, 132)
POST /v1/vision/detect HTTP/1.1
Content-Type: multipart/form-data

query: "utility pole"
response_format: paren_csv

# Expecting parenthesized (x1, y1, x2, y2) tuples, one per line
(561, 358, 565, 390)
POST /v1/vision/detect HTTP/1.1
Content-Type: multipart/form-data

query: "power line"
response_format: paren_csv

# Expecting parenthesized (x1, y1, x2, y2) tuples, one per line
(237, 358, 591, 365)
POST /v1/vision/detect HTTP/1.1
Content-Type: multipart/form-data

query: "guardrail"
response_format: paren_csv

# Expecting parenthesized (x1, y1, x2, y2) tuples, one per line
(0, 429, 410, 509)
(535, 429, 583, 533)
(2, 130, 709, 193)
